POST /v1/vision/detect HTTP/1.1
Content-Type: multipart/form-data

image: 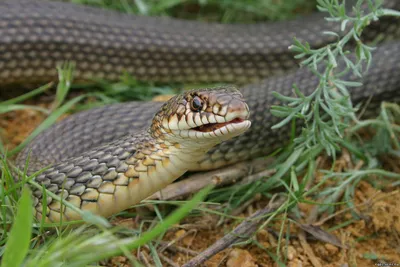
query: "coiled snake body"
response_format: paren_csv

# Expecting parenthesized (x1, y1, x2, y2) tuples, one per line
(3, 0, 400, 222)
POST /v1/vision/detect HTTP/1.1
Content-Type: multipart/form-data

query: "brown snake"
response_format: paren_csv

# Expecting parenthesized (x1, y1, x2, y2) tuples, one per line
(1, 0, 400, 222)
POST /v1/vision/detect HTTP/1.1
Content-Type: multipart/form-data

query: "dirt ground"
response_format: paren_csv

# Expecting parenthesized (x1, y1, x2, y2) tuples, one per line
(1, 98, 399, 267)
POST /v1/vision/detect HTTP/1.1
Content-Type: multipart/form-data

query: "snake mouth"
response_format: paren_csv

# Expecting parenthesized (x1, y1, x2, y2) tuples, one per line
(193, 118, 246, 132)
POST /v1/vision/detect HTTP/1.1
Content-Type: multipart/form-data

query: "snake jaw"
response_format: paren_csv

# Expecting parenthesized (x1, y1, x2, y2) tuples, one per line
(154, 86, 251, 143)
(188, 113, 251, 142)
(193, 117, 246, 132)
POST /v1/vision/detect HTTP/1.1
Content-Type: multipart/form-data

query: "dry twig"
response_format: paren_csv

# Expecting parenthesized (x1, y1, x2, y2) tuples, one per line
(148, 158, 274, 201)
(182, 198, 285, 267)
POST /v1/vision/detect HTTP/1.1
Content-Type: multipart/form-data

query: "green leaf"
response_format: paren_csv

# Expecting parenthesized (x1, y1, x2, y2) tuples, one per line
(271, 147, 304, 182)
(54, 62, 75, 109)
(2, 187, 33, 267)
(0, 104, 49, 115)
(81, 211, 112, 228)
(134, 0, 149, 14)
(272, 91, 299, 102)
(270, 107, 291, 118)
(327, 48, 337, 68)
(290, 167, 299, 192)
(271, 105, 302, 129)
(322, 31, 339, 38)
(0, 83, 52, 106)
(381, 8, 400, 17)
(40, 185, 48, 233)
(62, 185, 214, 266)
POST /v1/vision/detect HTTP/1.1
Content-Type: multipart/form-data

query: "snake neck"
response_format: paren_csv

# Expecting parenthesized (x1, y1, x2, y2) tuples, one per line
(129, 129, 218, 179)
(33, 130, 218, 222)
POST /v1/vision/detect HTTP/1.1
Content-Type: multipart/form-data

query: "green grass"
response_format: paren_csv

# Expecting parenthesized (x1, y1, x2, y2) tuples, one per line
(70, 0, 316, 22)
(1, 0, 400, 266)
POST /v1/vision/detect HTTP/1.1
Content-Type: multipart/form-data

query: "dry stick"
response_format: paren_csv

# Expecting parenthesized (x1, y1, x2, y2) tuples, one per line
(158, 229, 197, 253)
(230, 193, 262, 217)
(300, 204, 323, 267)
(181, 200, 285, 267)
(296, 158, 364, 267)
(169, 223, 213, 231)
(147, 158, 274, 201)
(238, 169, 276, 185)
(159, 253, 180, 267)
(298, 231, 322, 267)
(139, 251, 152, 267)
(299, 214, 320, 265)
(301, 195, 324, 267)
(157, 241, 199, 256)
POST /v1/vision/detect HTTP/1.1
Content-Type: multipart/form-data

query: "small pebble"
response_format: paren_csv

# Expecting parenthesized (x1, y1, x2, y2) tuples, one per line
(226, 249, 257, 267)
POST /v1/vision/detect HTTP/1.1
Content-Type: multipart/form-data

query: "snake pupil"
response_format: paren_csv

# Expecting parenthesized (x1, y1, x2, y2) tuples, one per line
(191, 96, 203, 112)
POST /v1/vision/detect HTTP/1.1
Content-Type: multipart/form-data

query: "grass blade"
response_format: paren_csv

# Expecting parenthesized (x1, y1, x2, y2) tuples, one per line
(0, 104, 49, 115)
(68, 185, 214, 265)
(1, 187, 33, 267)
(0, 83, 52, 106)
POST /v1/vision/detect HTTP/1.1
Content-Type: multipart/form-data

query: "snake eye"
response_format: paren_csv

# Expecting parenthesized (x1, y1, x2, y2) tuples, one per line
(190, 96, 203, 112)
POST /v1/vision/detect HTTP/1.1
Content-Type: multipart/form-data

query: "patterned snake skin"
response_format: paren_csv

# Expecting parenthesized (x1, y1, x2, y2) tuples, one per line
(21, 87, 252, 222)
(4, 0, 400, 221)
(1, 0, 399, 85)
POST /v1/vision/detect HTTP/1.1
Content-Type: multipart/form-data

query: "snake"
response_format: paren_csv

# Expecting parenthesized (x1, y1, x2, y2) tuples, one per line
(2, 0, 400, 222)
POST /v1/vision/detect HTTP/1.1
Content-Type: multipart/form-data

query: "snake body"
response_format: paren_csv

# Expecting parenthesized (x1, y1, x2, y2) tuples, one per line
(25, 87, 251, 221)
(4, 0, 400, 221)
(1, 0, 400, 86)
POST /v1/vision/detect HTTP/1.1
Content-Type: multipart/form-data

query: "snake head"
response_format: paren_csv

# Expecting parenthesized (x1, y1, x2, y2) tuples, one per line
(150, 86, 251, 145)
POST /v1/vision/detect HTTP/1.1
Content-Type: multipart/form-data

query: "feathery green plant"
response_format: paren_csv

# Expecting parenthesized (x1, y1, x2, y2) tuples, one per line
(260, 0, 400, 260)
(207, 1, 400, 261)
(271, 0, 400, 156)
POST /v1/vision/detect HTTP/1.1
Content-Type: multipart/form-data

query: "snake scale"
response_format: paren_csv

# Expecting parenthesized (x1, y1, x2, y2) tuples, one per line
(2, 0, 400, 222)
